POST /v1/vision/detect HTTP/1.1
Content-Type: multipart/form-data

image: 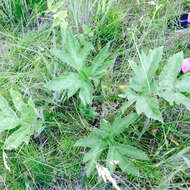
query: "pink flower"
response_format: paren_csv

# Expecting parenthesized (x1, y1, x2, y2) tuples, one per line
(181, 57, 190, 73)
(188, 13, 190, 24)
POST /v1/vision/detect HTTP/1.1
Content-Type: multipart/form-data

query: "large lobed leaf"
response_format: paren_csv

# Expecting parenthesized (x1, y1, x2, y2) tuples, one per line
(175, 75, 190, 93)
(111, 113, 138, 137)
(83, 143, 105, 176)
(114, 144, 149, 160)
(0, 90, 42, 150)
(51, 30, 94, 72)
(88, 43, 115, 80)
(46, 72, 93, 105)
(74, 135, 102, 148)
(106, 145, 140, 176)
(129, 47, 163, 93)
(159, 52, 183, 89)
(4, 125, 32, 150)
(0, 94, 18, 132)
(122, 88, 163, 122)
(135, 95, 163, 122)
(158, 52, 190, 111)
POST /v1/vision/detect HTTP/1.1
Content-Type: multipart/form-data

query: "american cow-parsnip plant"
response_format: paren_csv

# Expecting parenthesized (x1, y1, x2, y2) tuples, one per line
(46, 30, 115, 106)
(0, 90, 42, 150)
(120, 47, 190, 122)
(75, 113, 149, 177)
